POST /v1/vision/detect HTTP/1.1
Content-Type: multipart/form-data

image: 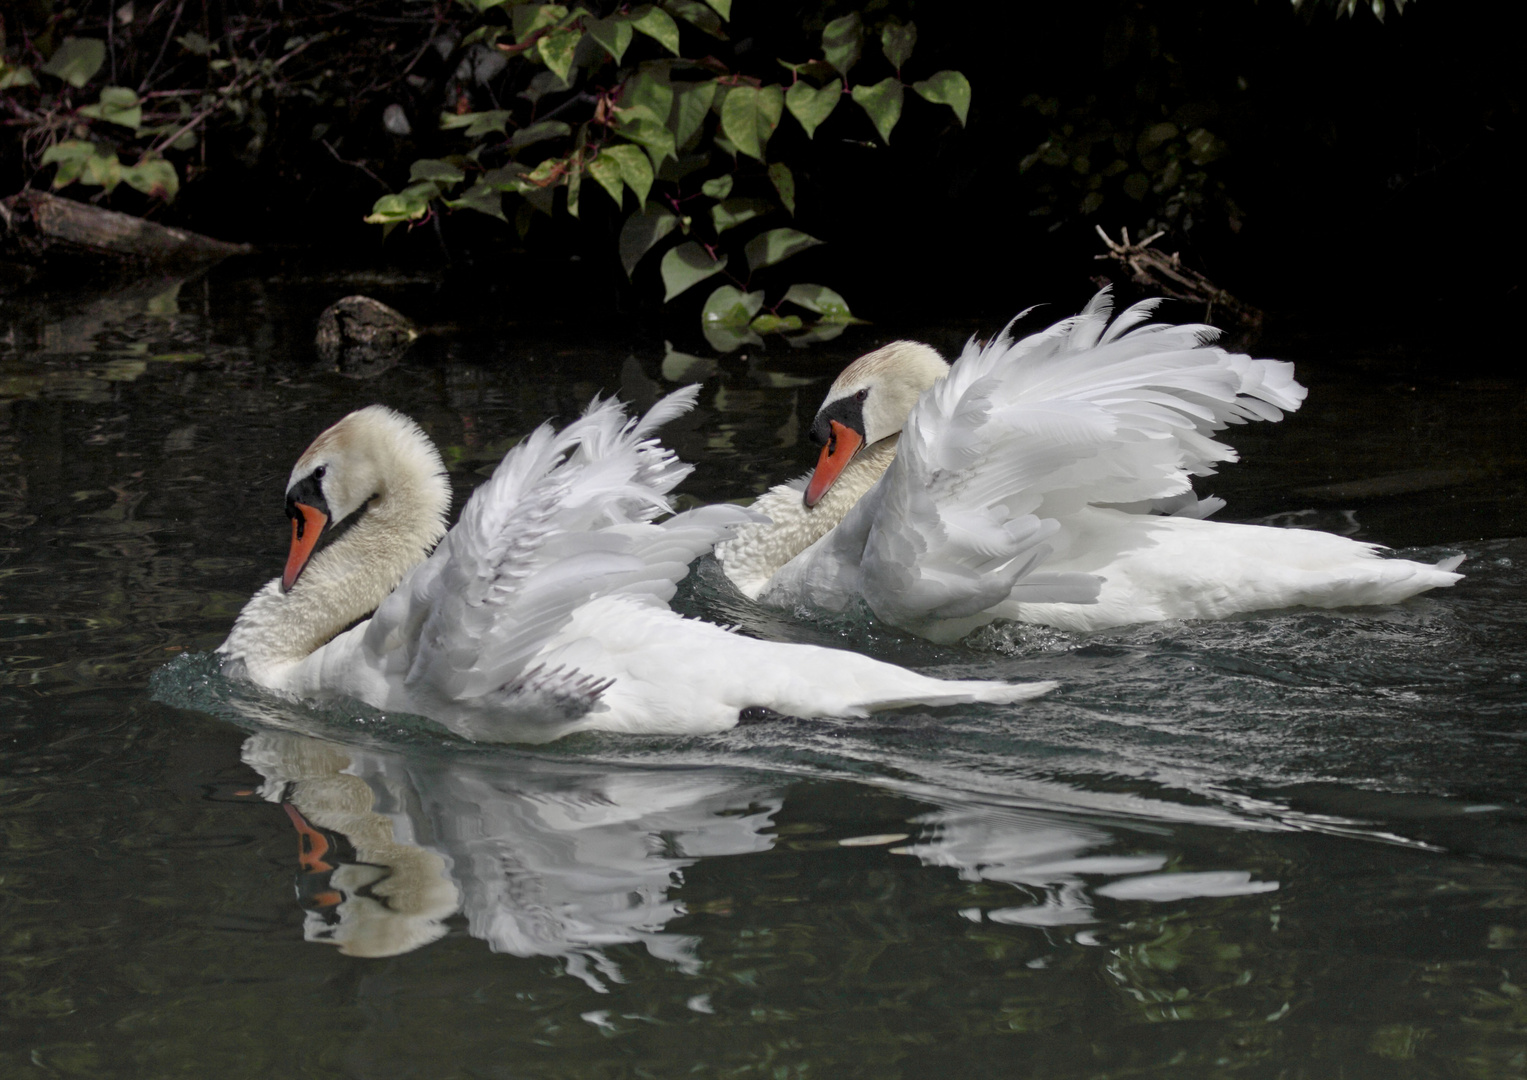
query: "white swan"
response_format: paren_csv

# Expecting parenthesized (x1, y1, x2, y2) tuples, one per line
(716, 290, 1463, 640)
(217, 388, 1053, 742)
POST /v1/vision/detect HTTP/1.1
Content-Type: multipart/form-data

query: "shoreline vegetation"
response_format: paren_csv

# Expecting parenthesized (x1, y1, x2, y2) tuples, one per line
(1, 0, 1519, 357)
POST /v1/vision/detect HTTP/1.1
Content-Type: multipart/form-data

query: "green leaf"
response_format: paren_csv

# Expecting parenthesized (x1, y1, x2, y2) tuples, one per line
(1136, 122, 1179, 156)
(702, 0, 731, 18)
(446, 179, 507, 220)
(603, 144, 653, 206)
(911, 70, 971, 127)
(720, 84, 784, 162)
(701, 285, 765, 351)
(175, 31, 216, 56)
(671, 80, 716, 149)
(768, 162, 796, 215)
(615, 114, 677, 171)
(619, 204, 679, 278)
(700, 174, 733, 200)
(744, 227, 822, 272)
(851, 78, 903, 143)
(41, 38, 106, 88)
(661, 241, 728, 301)
(751, 313, 804, 334)
(508, 119, 571, 150)
(366, 180, 441, 224)
(586, 15, 634, 62)
(711, 197, 772, 234)
(512, 4, 568, 43)
(622, 70, 675, 126)
(117, 157, 179, 200)
(785, 78, 840, 139)
(409, 159, 466, 186)
(821, 14, 862, 77)
(440, 110, 513, 136)
(630, 6, 681, 55)
(40, 140, 100, 188)
(585, 153, 624, 205)
(78, 86, 142, 130)
(880, 21, 917, 71)
(538, 26, 582, 83)
(665, 0, 726, 38)
(0, 62, 37, 89)
(1185, 127, 1227, 166)
(781, 283, 862, 323)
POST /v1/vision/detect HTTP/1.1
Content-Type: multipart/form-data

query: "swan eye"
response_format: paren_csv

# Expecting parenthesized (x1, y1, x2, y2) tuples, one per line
(313, 465, 327, 481)
(855, 389, 869, 402)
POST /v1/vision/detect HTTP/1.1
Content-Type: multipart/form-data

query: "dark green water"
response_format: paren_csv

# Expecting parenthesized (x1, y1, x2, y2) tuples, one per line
(3, 267, 1526, 1078)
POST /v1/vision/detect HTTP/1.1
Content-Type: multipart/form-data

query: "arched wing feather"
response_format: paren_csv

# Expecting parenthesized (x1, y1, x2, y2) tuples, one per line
(358, 386, 750, 714)
(858, 288, 1306, 631)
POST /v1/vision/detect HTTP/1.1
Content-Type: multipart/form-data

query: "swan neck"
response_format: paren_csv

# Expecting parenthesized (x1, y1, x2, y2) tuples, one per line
(220, 468, 448, 676)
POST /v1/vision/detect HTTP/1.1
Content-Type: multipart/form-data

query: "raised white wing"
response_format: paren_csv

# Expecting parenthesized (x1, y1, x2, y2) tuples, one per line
(357, 386, 752, 716)
(859, 289, 1307, 635)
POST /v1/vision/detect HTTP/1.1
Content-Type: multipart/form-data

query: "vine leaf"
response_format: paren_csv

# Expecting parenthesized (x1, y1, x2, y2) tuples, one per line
(603, 144, 653, 206)
(78, 86, 142, 130)
(586, 15, 634, 62)
(701, 174, 733, 200)
(785, 78, 840, 139)
(821, 14, 862, 77)
(409, 159, 465, 185)
(507, 120, 571, 150)
(911, 71, 971, 126)
(41, 38, 105, 88)
(744, 227, 822, 272)
(702, 0, 731, 18)
(768, 163, 796, 215)
(881, 21, 917, 71)
(537, 26, 582, 83)
(851, 78, 904, 143)
(661, 241, 728, 300)
(671, 80, 717, 149)
(666, 0, 726, 38)
(719, 85, 784, 161)
(711, 197, 772, 234)
(586, 153, 624, 205)
(630, 6, 681, 55)
(781, 283, 864, 323)
(701, 285, 765, 351)
(619, 204, 679, 278)
(448, 179, 508, 221)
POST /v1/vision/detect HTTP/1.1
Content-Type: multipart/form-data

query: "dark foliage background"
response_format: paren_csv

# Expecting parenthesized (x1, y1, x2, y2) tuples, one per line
(3, 0, 1521, 354)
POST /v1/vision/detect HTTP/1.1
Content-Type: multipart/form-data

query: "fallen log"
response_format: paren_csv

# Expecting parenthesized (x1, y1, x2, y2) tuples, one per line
(0, 189, 251, 286)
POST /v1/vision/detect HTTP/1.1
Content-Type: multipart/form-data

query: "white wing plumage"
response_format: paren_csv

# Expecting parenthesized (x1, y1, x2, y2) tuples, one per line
(800, 290, 1306, 636)
(353, 386, 749, 717)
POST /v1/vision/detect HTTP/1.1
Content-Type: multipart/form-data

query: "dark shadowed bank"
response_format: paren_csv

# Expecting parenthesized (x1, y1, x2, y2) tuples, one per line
(2, 0, 1521, 362)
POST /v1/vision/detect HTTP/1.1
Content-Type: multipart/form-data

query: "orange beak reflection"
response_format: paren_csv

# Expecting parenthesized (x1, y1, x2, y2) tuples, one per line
(282, 502, 329, 593)
(804, 420, 864, 508)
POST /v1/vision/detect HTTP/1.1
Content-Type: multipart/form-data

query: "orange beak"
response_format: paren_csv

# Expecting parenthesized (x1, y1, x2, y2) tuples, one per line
(804, 420, 864, 508)
(282, 502, 329, 593)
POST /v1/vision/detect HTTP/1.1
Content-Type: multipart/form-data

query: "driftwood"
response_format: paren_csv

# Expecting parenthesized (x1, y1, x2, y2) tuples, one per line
(0, 189, 251, 286)
(1094, 226, 1263, 330)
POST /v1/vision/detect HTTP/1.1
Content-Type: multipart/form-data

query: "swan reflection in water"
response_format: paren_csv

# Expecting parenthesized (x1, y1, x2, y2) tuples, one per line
(242, 732, 781, 989)
(240, 733, 1278, 986)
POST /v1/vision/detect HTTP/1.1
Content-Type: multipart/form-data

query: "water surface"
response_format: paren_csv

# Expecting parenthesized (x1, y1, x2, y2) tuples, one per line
(2, 267, 1525, 1078)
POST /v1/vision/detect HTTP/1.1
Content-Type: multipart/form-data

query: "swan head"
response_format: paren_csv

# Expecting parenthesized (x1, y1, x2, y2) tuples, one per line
(804, 341, 949, 507)
(281, 405, 449, 592)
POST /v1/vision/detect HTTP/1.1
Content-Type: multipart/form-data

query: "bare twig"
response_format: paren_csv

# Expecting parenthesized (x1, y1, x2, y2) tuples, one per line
(321, 138, 390, 190)
(1094, 225, 1264, 329)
